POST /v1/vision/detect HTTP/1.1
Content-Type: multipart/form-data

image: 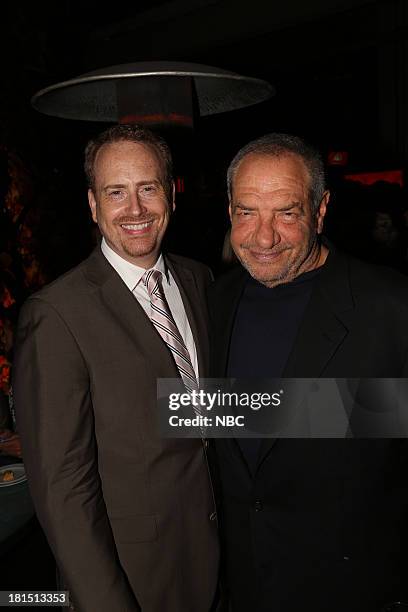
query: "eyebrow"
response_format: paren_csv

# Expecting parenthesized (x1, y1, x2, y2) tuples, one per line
(103, 184, 125, 191)
(232, 203, 256, 211)
(233, 201, 303, 211)
(102, 179, 162, 192)
(276, 202, 303, 211)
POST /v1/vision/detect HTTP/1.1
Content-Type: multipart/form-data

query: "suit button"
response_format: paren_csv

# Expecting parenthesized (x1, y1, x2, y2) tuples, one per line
(209, 511, 217, 521)
(254, 500, 263, 512)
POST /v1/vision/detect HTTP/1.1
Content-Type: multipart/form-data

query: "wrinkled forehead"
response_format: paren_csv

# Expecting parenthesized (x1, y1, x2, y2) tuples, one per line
(232, 152, 311, 199)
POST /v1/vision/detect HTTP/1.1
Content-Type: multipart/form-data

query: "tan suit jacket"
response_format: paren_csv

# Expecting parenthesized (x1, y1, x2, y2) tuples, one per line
(14, 247, 219, 612)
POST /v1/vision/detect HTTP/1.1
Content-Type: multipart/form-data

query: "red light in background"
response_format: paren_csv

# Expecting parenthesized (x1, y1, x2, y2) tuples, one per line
(345, 169, 403, 187)
(175, 177, 185, 193)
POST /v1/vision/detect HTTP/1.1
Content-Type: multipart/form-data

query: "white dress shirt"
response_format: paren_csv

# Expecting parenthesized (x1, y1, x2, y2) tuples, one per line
(101, 238, 199, 378)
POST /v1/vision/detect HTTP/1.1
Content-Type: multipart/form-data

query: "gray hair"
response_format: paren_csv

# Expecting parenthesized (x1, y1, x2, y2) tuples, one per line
(84, 123, 173, 200)
(227, 133, 326, 212)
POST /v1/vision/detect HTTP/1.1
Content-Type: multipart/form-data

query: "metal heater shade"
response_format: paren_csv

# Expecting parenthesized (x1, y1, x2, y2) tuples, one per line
(31, 61, 275, 121)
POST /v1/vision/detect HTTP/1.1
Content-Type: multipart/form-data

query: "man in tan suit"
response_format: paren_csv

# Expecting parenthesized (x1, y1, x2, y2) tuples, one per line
(14, 124, 219, 612)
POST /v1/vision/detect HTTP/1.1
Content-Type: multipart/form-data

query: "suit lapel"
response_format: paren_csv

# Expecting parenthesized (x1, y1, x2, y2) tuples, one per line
(212, 266, 248, 375)
(211, 267, 252, 479)
(165, 255, 209, 378)
(82, 247, 179, 376)
(257, 247, 354, 470)
(282, 294, 349, 378)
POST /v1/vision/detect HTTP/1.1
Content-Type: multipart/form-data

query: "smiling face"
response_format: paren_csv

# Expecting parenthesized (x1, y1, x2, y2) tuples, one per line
(88, 140, 174, 268)
(229, 153, 329, 287)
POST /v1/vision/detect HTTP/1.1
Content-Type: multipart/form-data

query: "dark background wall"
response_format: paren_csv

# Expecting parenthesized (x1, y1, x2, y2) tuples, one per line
(1, 0, 408, 274)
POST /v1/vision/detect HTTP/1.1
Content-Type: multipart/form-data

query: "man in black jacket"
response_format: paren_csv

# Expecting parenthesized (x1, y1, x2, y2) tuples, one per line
(209, 133, 408, 612)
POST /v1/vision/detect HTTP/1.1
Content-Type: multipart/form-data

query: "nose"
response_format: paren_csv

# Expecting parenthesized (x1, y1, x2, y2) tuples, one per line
(126, 192, 146, 216)
(254, 217, 281, 249)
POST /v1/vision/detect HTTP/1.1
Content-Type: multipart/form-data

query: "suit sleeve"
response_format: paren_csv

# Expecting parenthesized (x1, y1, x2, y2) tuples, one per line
(13, 297, 141, 612)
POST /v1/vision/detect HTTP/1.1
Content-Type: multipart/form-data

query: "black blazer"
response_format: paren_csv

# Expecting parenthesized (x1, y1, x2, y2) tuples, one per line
(208, 246, 408, 612)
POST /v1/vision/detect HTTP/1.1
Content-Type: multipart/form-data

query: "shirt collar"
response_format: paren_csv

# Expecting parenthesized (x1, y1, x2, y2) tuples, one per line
(101, 238, 169, 292)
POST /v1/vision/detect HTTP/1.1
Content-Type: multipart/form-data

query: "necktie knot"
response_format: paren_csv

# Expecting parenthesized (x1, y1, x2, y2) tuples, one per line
(142, 269, 162, 297)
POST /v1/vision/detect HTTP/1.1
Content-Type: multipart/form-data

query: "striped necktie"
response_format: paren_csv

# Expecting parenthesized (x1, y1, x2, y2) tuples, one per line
(143, 269, 198, 393)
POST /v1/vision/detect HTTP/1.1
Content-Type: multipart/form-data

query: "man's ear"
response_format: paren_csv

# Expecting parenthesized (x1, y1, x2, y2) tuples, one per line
(316, 190, 330, 234)
(88, 189, 98, 223)
(171, 181, 176, 212)
(228, 201, 233, 222)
